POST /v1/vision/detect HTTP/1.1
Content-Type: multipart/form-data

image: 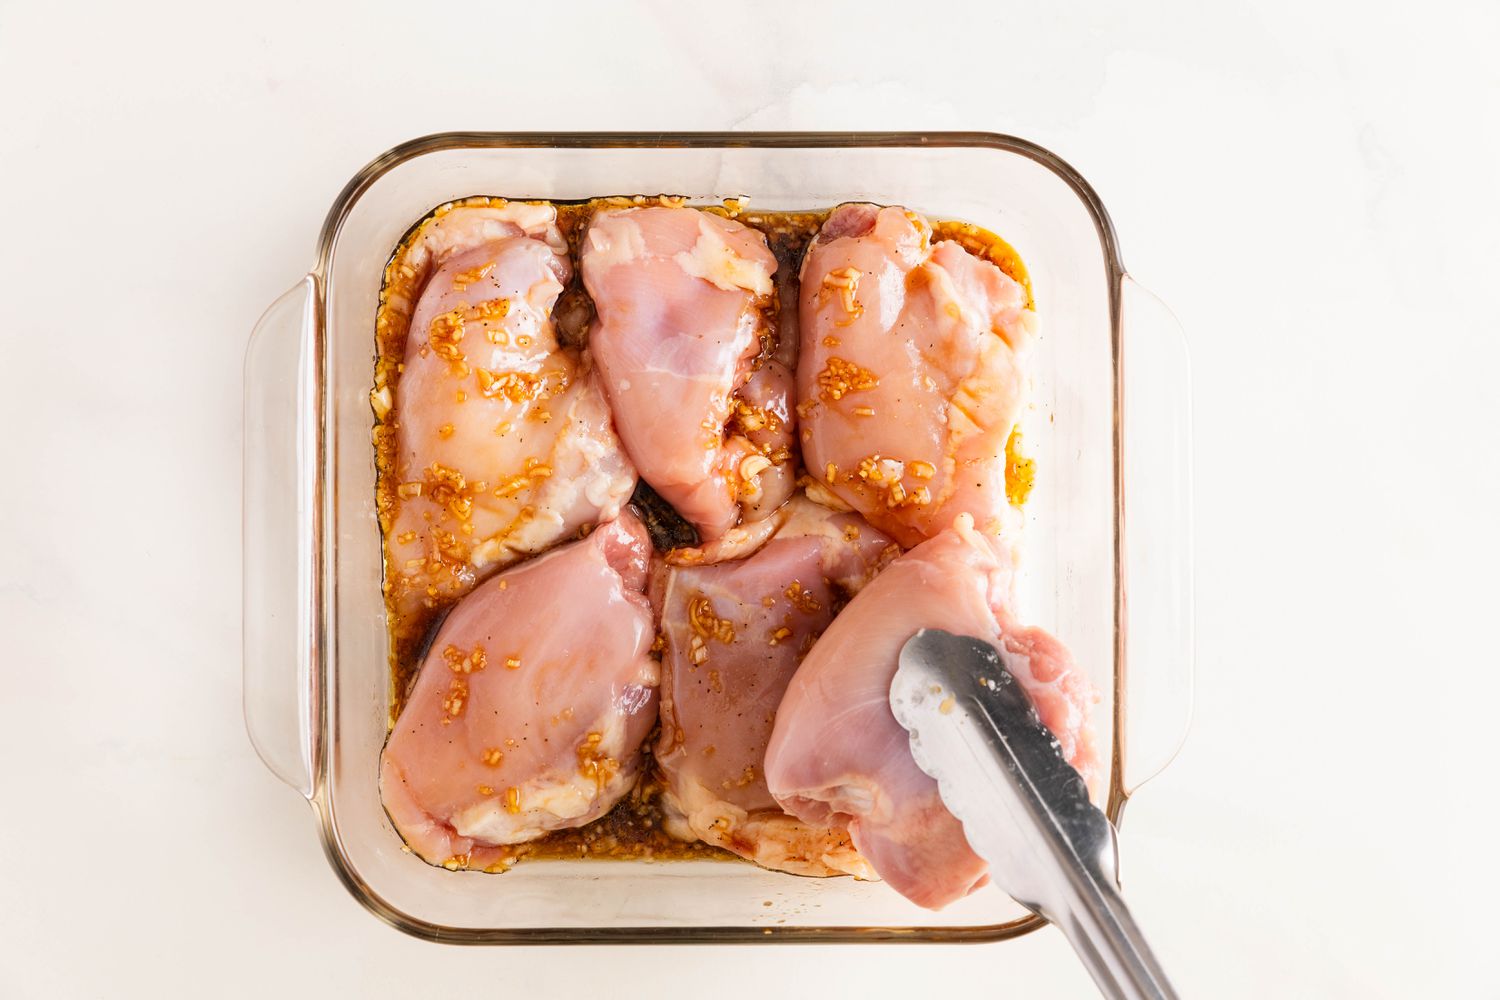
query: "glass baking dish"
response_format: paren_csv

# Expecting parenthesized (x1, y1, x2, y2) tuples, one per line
(242, 132, 1193, 944)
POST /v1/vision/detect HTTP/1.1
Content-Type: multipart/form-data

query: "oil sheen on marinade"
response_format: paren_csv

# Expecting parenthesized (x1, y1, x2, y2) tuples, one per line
(372, 196, 1033, 865)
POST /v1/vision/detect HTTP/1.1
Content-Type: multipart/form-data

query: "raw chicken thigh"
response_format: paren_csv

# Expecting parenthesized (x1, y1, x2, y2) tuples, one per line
(764, 513, 1100, 909)
(385, 204, 636, 620)
(797, 204, 1034, 548)
(581, 206, 795, 541)
(380, 202, 570, 287)
(654, 497, 896, 876)
(381, 514, 658, 868)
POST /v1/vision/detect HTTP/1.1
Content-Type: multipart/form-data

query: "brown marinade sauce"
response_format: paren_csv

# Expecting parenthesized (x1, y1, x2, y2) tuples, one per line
(372, 196, 1029, 864)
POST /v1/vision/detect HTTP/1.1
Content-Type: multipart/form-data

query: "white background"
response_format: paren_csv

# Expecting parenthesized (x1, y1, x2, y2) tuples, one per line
(2, 0, 1497, 996)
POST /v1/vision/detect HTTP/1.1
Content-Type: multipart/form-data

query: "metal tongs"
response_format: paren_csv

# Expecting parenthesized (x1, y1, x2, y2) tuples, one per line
(891, 629, 1178, 1000)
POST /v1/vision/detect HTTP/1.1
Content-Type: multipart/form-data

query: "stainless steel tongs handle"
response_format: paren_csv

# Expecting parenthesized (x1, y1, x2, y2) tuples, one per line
(1047, 860, 1178, 1000)
(890, 629, 1179, 1000)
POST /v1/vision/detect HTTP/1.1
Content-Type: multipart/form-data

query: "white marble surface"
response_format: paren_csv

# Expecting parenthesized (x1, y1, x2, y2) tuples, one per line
(3, 0, 1498, 996)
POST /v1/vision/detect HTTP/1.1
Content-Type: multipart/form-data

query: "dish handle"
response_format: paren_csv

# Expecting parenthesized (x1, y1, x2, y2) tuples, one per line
(242, 277, 320, 799)
(1119, 277, 1195, 795)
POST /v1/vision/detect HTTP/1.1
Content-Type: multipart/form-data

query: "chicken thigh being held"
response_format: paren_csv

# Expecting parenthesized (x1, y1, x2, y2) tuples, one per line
(764, 513, 1100, 909)
(380, 514, 658, 868)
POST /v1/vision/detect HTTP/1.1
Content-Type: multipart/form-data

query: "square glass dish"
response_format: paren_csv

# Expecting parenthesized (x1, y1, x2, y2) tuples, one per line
(243, 132, 1193, 944)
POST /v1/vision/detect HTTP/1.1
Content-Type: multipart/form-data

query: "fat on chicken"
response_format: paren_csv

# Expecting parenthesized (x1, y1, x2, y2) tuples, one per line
(385, 204, 636, 620)
(653, 497, 897, 877)
(797, 204, 1034, 548)
(380, 513, 658, 868)
(581, 206, 795, 542)
(764, 513, 1100, 909)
